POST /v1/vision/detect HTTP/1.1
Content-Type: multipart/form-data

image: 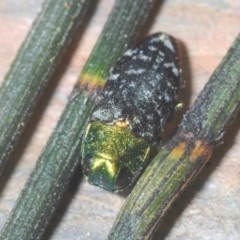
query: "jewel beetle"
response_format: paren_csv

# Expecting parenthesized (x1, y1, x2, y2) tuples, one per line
(81, 33, 180, 191)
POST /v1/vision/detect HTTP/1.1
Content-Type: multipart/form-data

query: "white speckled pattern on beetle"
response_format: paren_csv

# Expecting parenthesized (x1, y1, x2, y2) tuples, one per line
(91, 33, 180, 144)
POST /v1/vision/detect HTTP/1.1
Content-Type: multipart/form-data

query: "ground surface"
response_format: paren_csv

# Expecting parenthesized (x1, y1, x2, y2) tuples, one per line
(0, 0, 239, 239)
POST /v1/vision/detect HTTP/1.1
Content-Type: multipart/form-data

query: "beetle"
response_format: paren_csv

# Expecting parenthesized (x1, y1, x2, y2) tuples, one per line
(81, 32, 180, 191)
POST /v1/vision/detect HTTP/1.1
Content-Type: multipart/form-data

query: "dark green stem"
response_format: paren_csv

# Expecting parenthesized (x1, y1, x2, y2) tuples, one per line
(108, 34, 240, 240)
(81, 0, 155, 80)
(0, 0, 89, 174)
(0, 0, 157, 239)
(180, 33, 240, 142)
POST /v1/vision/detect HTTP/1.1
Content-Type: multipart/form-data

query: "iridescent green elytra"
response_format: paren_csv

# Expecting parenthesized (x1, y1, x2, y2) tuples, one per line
(82, 121, 150, 191)
(81, 33, 180, 191)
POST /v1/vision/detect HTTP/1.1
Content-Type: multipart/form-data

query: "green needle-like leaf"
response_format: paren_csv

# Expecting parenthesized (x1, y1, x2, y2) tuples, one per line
(108, 34, 240, 240)
(0, 0, 89, 173)
(0, 0, 157, 239)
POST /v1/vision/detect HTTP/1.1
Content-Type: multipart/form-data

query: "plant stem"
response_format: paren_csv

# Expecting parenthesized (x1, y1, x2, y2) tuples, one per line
(0, 0, 157, 239)
(0, 0, 89, 174)
(108, 33, 240, 240)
